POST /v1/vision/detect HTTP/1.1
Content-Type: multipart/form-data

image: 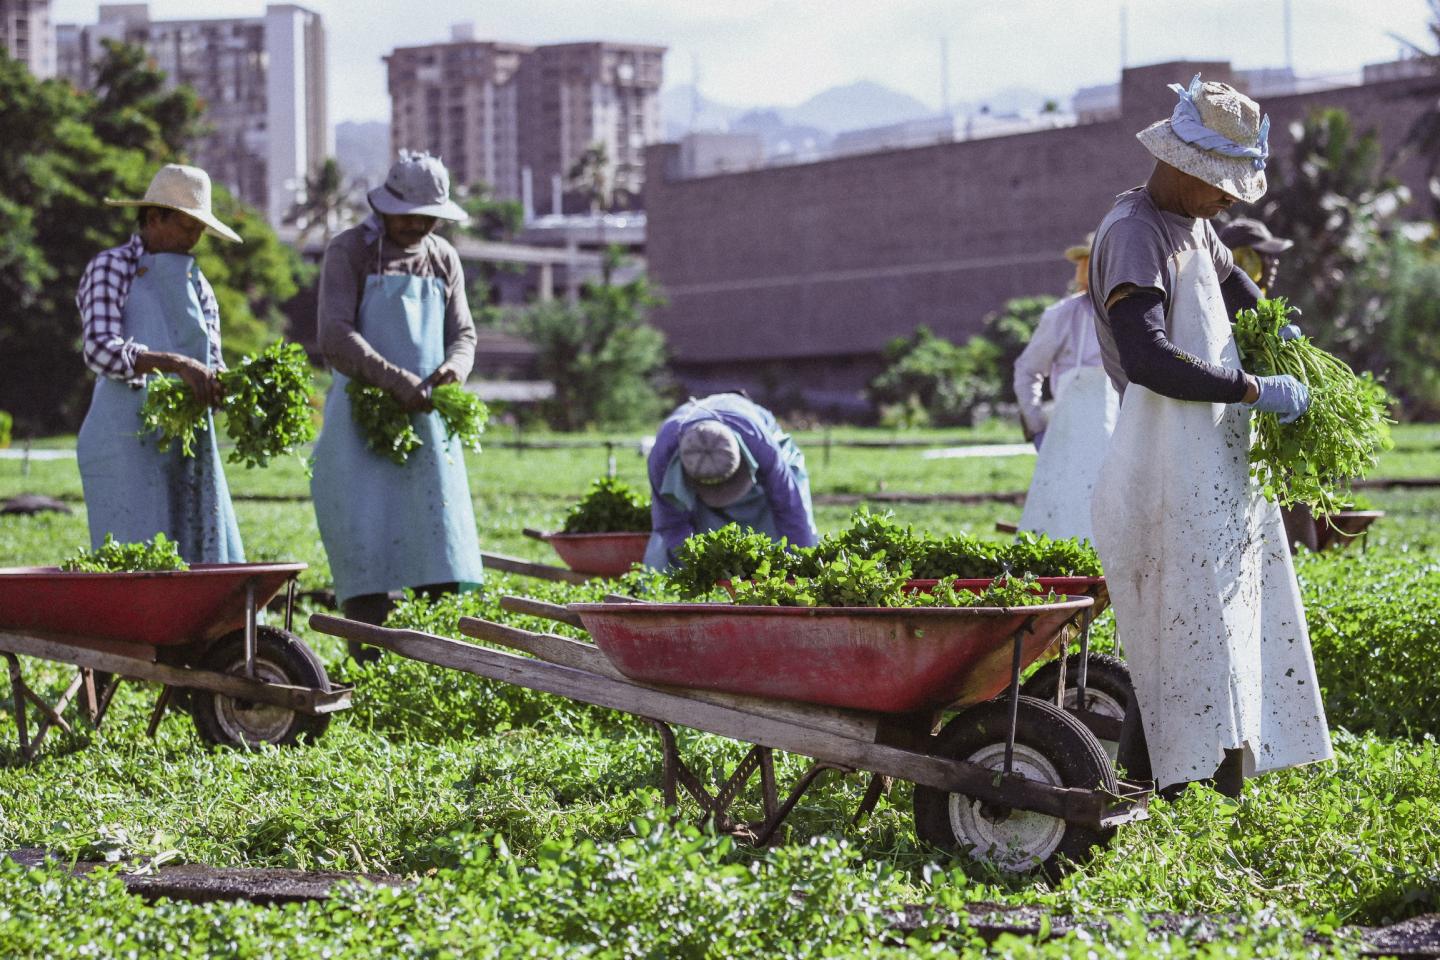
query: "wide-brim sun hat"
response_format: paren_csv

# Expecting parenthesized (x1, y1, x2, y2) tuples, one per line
(1064, 232, 1094, 262)
(104, 164, 242, 243)
(367, 149, 468, 221)
(1136, 74, 1270, 205)
(679, 419, 755, 509)
(1217, 217, 1293, 254)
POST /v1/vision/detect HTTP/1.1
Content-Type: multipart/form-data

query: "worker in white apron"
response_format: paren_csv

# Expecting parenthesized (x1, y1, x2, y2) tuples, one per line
(75, 165, 245, 563)
(1088, 76, 1331, 797)
(1217, 217, 1292, 296)
(311, 152, 483, 653)
(1013, 233, 1119, 542)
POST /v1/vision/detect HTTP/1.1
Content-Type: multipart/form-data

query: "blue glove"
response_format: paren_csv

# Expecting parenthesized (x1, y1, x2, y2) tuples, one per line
(1279, 323, 1303, 341)
(1032, 430, 1045, 451)
(1249, 374, 1310, 424)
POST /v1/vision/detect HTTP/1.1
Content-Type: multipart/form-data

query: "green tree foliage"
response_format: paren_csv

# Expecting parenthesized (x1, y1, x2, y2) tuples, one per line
(0, 45, 305, 433)
(511, 253, 670, 430)
(284, 157, 361, 246)
(867, 297, 1053, 426)
(438, 181, 526, 329)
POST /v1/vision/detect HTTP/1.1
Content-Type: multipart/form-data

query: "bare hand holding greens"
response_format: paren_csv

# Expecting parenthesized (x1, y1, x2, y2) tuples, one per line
(347, 381, 489, 466)
(138, 342, 317, 467)
(1234, 298, 1394, 515)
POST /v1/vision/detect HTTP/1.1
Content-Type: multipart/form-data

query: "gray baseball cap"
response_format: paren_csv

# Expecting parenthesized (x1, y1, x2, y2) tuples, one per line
(679, 420, 754, 508)
(1218, 217, 1292, 254)
(367, 150, 468, 221)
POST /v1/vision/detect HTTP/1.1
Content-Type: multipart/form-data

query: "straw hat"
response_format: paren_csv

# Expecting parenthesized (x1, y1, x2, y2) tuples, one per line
(679, 420, 754, 508)
(1136, 75, 1270, 204)
(1064, 232, 1094, 262)
(367, 150, 467, 221)
(105, 164, 242, 243)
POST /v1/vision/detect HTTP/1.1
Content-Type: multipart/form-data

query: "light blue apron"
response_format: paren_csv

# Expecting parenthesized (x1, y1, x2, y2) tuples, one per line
(76, 252, 244, 563)
(310, 239, 484, 604)
(642, 421, 813, 569)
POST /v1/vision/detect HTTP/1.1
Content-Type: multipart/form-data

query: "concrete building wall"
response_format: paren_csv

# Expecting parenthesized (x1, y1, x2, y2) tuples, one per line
(1, 0, 55, 78)
(644, 60, 1440, 415)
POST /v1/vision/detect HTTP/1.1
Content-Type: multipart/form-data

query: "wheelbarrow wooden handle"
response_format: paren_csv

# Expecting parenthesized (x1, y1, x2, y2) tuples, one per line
(499, 595, 585, 628)
(522, 528, 550, 542)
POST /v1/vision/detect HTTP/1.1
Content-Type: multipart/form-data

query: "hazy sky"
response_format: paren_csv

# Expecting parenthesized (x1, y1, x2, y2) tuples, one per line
(52, 0, 1437, 123)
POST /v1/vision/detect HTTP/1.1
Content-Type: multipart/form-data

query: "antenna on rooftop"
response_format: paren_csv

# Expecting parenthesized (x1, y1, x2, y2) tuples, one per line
(1120, 4, 1129, 69)
(940, 36, 951, 116)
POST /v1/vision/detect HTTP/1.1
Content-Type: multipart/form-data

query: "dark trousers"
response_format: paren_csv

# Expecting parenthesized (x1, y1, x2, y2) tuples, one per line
(342, 582, 459, 660)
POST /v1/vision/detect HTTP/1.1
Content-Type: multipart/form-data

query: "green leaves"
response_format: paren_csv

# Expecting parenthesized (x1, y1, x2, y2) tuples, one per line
(560, 476, 650, 534)
(138, 341, 318, 467)
(219, 342, 318, 468)
(346, 382, 490, 466)
(1235, 296, 1395, 515)
(59, 532, 188, 572)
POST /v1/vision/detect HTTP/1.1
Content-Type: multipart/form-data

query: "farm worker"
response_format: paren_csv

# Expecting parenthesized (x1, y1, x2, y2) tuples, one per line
(1217, 217, 1293, 295)
(1011, 233, 1119, 542)
(75, 164, 244, 563)
(643, 393, 819, 570)
(311, 150, 483, 646)
(1087, 76, 1331, 797)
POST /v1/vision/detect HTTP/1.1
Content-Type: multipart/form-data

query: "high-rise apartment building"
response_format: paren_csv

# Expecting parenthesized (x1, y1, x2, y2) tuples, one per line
(385, 33, 665, 207)
(1, 0, 55, 78)
(57, 3, 329, 226)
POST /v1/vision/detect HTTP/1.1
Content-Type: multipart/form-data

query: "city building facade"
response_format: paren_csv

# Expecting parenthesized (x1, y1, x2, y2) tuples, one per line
(644, 59, 1440, 415)
(1, 0, 54, 78)
(57, 3, 329, 226)
(385, 33, 665, 207)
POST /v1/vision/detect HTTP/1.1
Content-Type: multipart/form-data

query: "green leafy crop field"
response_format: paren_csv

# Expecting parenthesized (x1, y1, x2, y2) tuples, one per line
(0, 425, 1436, 958)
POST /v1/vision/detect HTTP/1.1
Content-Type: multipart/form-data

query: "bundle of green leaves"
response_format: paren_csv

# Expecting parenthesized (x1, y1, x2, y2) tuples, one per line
(790, 506, 921, 577)
(1234, 297, 1395, 514)
(346, 381, 490, 466)
(138, 341, 317, 466)
(666, 527, 785, 599)
(560, 476, 652, 534)
(59, 533, 188, 572)
(1001, 531, 1104, 577)
(731, 561, 1059, 609)
(345, 381, 421, 465)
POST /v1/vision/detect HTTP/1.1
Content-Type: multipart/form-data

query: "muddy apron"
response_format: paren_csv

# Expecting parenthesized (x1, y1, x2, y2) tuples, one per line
(1018, 365, 1118, 543)
(310, 251, 483, 604)
(76, 253, 244, 563)
(1089, 249, 1331, 789)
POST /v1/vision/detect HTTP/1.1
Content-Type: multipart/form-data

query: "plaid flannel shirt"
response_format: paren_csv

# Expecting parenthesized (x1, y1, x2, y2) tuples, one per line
(76, 235, 223, 385)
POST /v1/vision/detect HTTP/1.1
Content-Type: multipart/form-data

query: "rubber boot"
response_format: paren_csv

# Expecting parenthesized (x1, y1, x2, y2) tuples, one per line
(1115, 690, 1153, 784)
(1212, 747, 1245, 799)
(341, 592, 393, 663)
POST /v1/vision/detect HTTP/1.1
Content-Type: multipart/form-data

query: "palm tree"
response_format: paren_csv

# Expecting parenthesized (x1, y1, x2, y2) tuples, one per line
(568, 142, 621, 284)
(285, 158, 360, 247)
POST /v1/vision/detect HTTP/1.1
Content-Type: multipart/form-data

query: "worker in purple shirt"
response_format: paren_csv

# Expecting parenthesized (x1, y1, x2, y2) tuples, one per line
(643, 393, 819, 570)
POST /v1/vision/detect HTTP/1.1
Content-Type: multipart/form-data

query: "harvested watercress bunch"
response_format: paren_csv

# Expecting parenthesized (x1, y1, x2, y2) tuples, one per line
(138, 341, 317, 466)
(1234, 297, 1394, 515)
(346, 381, 423, 466)
(219, 342, 317, 468)
(561, 477, 652, 535)
(60, 533, 189, 572)
(667, 525, 787, 598)
(431, 384, 489, 453)
(1002, 531, 1103, 577)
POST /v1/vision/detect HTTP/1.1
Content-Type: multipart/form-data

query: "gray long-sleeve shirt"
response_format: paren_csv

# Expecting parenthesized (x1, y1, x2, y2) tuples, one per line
(316, 219, 476, 394)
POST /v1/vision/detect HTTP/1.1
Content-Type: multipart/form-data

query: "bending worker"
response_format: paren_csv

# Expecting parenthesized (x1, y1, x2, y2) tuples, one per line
(311, 151, 483, 646)
(1217, 217, 1292, 295)
(643, 393, 818, 570)
(76, 164, 244, 563)
(1087, 76, 1331, 797)
(1011, 233, 1119, 542)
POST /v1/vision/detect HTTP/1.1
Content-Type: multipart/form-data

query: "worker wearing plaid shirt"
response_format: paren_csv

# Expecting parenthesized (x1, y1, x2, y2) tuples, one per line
(75, 164, 245, 564)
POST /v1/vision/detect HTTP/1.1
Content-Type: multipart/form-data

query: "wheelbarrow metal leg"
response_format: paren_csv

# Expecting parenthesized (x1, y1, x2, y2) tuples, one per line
(244, 579, 258, 680)
(851, 773, 892, 826)
(1003, 618, 1037, 777)
(91, 673, 121, 729)
(749, 761, 851, 847)
(6, 652, 30, 757)
(145, 685, 175, 739)
(759, 749, 779, 819)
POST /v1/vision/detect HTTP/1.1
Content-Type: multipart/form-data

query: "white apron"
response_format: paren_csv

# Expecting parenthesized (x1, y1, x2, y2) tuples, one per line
(1018, 366, 1118, 543)
(1089, 249, 1332, 789)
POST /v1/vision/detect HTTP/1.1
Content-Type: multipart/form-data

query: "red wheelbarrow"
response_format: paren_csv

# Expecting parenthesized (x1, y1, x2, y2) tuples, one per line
(311, 591, 1148, 877)
(522, 527, 649, 577)
(0, 563, 350, 757)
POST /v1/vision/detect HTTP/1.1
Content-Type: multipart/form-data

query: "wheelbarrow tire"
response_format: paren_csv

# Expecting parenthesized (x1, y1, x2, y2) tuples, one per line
(1021, 653, 1133, 757)
(189, 626, 332, 748)
(914, 695, 1116, 879)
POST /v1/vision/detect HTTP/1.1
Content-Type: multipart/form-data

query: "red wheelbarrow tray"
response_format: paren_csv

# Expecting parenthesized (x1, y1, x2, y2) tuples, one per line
(570, 595, 1094, 715)
(0, 563, 305, 648)
(543, 531, 649, 577)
